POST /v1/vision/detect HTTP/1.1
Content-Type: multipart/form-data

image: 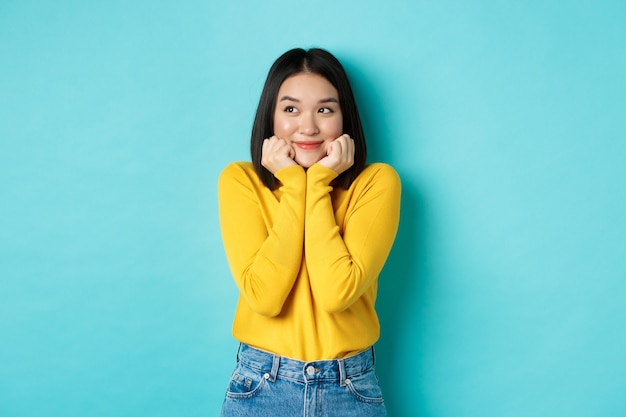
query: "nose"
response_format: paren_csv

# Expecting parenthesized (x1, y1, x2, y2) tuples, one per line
(299, 113, 319, 136)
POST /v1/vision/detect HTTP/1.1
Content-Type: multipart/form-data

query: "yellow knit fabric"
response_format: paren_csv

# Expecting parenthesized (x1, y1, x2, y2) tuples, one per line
(218, 161, 401, 361)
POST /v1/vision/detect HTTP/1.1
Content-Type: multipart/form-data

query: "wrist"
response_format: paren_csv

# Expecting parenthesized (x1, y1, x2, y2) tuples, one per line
(308, 163, 339, 184)
(275, 164, 306, 184)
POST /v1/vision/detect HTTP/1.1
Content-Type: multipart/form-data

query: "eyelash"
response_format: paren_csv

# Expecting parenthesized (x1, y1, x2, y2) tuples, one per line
(283, 106, 334, 114)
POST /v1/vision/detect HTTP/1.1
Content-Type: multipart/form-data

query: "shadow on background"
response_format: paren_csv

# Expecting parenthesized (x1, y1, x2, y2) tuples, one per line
(344, 56, 428, 415)
(376, 184, 425, 416)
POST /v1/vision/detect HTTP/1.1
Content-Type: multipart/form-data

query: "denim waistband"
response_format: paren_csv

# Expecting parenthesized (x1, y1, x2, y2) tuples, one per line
(236, 344, 376, 386)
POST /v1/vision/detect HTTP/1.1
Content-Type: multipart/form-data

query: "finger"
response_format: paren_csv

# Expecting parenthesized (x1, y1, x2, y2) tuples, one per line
(325, 140, 334, 156)
(330, 139, 343, 158)
(263, 136, 275, 149)
(287, 142, 295, 159)
(337, 134, 351, 150)
(336, 137, 351, 159)
(346, 137, 355, 159)
(265, 137, 285, 155)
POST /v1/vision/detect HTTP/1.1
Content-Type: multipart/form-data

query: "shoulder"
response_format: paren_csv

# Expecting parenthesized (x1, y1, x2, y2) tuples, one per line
(218, 162, 260, 189)
(220, 161, 255, 176)
(343, 163, 401, 203)
(356, 163, 401, 188)
(219, 161, 256, 180)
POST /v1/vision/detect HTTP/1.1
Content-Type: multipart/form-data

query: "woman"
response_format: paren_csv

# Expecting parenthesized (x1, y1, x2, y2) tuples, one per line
(218, 48, 401, 417)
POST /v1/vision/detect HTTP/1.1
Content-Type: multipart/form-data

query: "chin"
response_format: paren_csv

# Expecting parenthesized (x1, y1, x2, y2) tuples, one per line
(295, 156, 322, 168)
(296, 161, 315, 169)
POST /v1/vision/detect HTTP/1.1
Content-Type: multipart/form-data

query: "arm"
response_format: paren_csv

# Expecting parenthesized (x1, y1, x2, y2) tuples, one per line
(218, 162, 306, 317)
(305, 163, 401, 313)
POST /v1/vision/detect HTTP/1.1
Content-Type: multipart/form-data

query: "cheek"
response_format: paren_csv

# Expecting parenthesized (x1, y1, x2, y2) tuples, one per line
(322, 118, 343, 137)
(273, 116, 294, 137)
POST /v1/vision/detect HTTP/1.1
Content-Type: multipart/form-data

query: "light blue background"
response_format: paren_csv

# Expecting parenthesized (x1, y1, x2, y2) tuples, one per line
(1, 1, 625, 416)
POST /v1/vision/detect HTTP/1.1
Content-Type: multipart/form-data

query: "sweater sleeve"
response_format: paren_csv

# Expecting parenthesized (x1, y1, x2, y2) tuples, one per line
(218, 163, 306, 317)
(305, 163, 401, 313)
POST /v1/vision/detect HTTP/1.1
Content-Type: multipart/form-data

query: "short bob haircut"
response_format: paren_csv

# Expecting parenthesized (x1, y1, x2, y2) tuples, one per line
(251, 48, 366, 190)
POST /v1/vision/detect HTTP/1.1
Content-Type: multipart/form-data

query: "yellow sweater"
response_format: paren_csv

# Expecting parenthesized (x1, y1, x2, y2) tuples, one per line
(218, 161, 401, 360)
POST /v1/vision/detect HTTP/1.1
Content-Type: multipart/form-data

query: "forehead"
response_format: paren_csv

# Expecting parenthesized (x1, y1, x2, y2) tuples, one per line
(278, 72, 338, 98)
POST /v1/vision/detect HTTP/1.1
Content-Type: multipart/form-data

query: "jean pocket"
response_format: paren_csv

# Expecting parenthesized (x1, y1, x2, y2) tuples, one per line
(225, 364, 269, 399)
(345, 370, 385, 404)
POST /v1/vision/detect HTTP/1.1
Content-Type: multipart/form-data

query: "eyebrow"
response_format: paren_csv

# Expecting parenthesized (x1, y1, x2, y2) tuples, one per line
(279, 95, 339, 104)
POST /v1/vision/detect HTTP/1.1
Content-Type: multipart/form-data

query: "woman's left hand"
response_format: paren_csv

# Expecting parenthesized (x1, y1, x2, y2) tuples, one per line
(317, 134, 355, 175)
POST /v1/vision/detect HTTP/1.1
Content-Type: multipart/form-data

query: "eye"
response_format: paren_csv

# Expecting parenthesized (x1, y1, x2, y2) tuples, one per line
(284, 106, 298, 113)
(318, 107, 334, 114)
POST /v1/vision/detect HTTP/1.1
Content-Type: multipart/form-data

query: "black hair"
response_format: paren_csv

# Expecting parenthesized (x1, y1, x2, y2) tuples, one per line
(251, 48, 366, 190)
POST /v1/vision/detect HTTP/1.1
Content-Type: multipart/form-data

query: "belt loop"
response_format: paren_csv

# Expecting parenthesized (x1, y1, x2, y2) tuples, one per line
(338, 358, 347, 387)
(236, 343, 242, 362)
(269, 354, 280, 382)
(371, 345, 376, 366)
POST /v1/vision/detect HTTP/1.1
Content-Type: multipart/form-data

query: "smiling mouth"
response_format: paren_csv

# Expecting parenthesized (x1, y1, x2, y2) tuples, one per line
(294, 141, 323, 150)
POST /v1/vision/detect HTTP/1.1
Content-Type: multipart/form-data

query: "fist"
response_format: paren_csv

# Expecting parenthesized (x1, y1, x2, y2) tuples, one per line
(318, 134, 355, 175)
(261, 136, 296, 174)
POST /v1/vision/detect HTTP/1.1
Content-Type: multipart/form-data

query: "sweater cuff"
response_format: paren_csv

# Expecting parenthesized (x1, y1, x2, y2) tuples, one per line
(308, 163, 339, 185)
(274, 164, 306, 185)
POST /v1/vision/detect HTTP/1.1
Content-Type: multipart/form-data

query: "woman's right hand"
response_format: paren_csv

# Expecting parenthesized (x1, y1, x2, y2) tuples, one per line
(261, 136, 296, 174)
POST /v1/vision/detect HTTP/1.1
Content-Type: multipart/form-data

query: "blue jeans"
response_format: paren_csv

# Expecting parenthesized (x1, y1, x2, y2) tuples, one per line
(221, 344, 388, 417)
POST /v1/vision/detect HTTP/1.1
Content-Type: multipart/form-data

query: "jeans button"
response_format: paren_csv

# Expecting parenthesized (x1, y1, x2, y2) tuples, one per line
(306, 366, 315, 376)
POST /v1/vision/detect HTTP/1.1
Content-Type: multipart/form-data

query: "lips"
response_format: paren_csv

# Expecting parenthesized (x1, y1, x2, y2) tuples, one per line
(293, 141, 323, 150)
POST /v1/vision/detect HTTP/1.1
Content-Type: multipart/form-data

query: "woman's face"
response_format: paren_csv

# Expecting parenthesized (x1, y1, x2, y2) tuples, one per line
(273, 72, 343, 168)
